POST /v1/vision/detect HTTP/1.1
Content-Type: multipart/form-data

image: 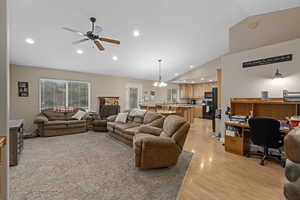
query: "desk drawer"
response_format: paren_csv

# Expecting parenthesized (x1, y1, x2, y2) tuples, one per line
(225, 135, 244, 155)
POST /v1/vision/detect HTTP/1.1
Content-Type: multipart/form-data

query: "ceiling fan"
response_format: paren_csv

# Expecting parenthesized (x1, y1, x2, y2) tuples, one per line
(62, 17, 120, 51)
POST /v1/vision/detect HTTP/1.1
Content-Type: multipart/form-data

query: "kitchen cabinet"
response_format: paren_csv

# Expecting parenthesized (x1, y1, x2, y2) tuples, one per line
(179, 84, 187, 98)
(187, 85, 193, 98)
(179, 82, 217, 99)
(193, 84, 204, 98)
(180, 84, 193, 99)
(193, 106, 203, 118)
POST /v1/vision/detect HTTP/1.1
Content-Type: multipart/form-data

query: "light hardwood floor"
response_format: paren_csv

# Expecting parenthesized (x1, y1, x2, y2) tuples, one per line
(177, 118, 285, 200)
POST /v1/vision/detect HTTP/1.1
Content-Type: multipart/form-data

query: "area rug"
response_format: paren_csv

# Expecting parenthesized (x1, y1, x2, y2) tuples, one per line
(10, 132, 192, 200)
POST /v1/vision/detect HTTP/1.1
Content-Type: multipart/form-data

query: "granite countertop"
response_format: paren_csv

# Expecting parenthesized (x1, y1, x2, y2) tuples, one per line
(140, 104, 198, 108)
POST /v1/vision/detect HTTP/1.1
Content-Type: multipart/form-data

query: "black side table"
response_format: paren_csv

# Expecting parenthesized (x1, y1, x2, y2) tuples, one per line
(86, 112, 100, 130)
(93, 120, 108, 132)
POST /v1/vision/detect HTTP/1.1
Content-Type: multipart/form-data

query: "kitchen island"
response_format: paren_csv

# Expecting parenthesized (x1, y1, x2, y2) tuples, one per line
(139, 104, 195, 123)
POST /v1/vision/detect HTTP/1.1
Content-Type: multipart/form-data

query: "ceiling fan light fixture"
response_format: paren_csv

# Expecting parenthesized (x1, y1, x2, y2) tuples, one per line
(62, 17, 120, 52)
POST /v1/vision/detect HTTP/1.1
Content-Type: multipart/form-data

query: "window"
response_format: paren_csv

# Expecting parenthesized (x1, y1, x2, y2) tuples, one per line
(40, 79, 90, 110)
(167, 88, 179, 103)
(129, 88, 138, 109)
(126, 83, 142, 110)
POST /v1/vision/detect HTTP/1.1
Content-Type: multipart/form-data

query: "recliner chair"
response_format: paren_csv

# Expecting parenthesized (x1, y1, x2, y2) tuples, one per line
(133, 115, 190, 169)
(284, 127, 300, 200)
(247, 117, 284, 166)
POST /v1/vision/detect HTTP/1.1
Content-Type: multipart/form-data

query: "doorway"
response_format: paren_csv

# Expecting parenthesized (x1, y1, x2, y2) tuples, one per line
(126, 83, 142, 110)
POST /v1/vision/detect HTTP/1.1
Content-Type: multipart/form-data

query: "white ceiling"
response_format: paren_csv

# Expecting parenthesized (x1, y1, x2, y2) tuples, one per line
(9, 0, 300, 81)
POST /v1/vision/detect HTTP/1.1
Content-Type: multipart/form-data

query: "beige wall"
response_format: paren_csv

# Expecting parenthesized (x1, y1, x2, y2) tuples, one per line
(230, 7, 300, 53)
(221, 38, 300, 135)
(175, 57, 221, 82)
(0, 0, 9, 198)
(10, 65, 178, 130)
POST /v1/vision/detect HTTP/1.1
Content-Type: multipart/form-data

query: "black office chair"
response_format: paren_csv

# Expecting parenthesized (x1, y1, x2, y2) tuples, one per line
(247, 117, 285, 166)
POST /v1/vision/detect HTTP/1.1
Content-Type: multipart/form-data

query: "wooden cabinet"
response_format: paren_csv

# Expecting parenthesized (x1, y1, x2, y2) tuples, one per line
(180, 84, 193, 99)
(179, 85, 187, 99)
(9, 120, 24, 166)
(193, 106, 202, 118)
(187, 85, 193, 98)
(179, 82, 217, 99)
(192, 85, 204, 98)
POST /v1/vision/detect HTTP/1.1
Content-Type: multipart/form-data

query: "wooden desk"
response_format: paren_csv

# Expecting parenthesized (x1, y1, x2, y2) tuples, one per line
(225, 98, 298, 155)
(225, 121, 290, 134)
(224, 121, 290, 155)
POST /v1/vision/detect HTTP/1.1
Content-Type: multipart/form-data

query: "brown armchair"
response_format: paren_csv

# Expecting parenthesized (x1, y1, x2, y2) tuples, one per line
(133, 115, 190, 169)
(284, 127, 300, 200)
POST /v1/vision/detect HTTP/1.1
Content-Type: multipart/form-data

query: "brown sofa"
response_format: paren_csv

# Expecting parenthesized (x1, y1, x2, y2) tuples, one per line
(34, 108, 87, 137)
(107, 110, 165, 146)
(133, 115, 190, 168)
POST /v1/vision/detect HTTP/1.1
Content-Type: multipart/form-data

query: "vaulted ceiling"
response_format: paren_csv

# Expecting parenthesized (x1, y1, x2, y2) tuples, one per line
(9, 0, 300, 81)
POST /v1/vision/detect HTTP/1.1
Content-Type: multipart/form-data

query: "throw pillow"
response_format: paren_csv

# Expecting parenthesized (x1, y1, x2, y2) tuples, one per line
(128, 109, 147, 118)
(115, 112, 128, 123)
(72, 110, 87, 120)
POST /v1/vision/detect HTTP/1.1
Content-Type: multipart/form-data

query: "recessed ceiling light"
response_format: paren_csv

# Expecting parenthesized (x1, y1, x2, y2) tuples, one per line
(133, 30, 140, 37)
(190, 65, 194, 69)
(25, 38, 35, 44)
(175, 73, 179, 76)
(112, 56, 118, 61)
(76, 49, 84, 54)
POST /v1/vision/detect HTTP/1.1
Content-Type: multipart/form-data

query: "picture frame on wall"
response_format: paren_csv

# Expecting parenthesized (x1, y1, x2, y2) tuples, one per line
(18, 81, 29, 97)
(150, 90, 156, 96)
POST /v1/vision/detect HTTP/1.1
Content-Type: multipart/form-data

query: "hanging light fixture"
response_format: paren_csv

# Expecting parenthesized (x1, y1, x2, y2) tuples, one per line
(273, 68, 283, 79)
(153, 59, 167, 87)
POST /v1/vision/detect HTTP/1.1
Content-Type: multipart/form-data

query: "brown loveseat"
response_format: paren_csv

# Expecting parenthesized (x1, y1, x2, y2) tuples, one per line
(134, 115, 190, 168)
(107, 110, 165, 146)
(34, 108, 87, 137)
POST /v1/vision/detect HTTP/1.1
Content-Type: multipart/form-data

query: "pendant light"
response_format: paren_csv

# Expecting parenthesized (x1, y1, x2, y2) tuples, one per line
(153, 59, 167, 87)
(273, 68, 283, 79)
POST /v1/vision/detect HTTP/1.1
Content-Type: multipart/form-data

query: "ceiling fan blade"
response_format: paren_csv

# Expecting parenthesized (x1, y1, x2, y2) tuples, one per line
(72, 38, 89, 45)
(62, 27, 85, 36)
(99, 37, 120, 45)
(94, 25, 103, 34)
(94, 40, 105, 51)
